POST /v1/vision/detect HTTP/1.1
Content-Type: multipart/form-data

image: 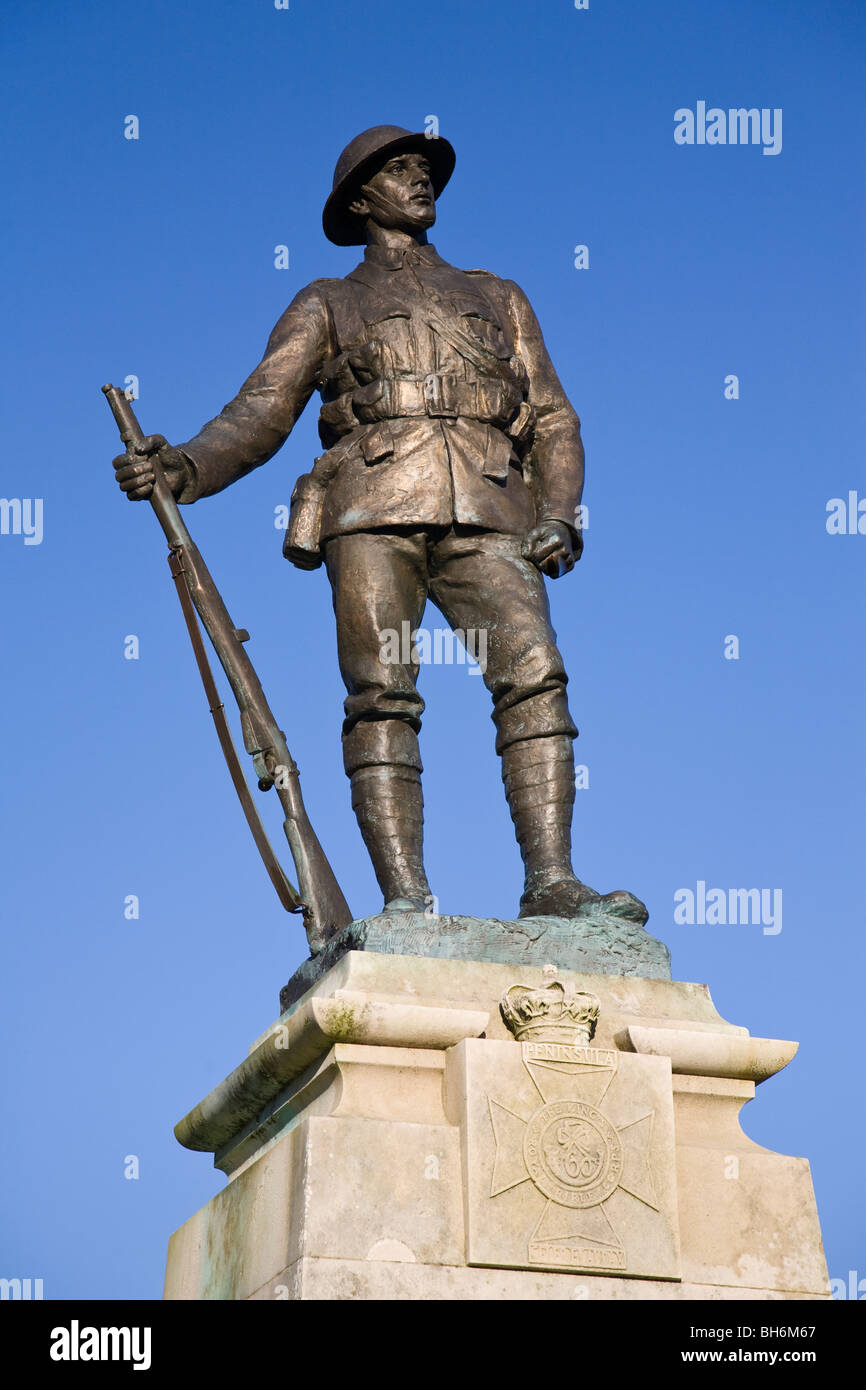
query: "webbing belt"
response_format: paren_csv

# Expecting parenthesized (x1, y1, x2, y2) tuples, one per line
(356, 372, 519, 423)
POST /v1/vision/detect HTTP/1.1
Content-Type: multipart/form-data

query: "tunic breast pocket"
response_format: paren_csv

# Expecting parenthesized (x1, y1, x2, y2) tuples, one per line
(362, 308, 414, 375)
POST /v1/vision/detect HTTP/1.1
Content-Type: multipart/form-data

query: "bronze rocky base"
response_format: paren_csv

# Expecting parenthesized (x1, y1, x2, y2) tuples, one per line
(279, 901, 670, 1012)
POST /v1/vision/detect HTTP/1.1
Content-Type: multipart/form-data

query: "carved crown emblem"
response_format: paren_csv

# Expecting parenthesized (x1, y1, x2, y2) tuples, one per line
(500, 977, 601, 1045)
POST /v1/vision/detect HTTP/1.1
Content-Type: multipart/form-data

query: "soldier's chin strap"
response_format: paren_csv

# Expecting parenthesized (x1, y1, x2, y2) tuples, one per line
(358, 183, 432, 236)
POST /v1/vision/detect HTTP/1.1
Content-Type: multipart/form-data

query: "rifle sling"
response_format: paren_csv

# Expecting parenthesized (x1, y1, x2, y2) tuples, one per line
(167, 547, 305, 915)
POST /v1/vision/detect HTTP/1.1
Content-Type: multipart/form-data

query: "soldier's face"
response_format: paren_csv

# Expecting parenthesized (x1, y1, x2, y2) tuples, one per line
(352, 151, 436, 234)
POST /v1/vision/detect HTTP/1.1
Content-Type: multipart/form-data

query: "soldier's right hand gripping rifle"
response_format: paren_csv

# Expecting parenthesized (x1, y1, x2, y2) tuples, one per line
(106, 386, 352, 955)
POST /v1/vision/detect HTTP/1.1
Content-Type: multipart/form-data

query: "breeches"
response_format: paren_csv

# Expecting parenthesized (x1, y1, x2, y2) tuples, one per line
(324, 525, 577, 775)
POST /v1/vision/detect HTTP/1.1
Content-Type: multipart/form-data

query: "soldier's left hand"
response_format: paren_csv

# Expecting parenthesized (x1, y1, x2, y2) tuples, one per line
(522, 521, 582, 578)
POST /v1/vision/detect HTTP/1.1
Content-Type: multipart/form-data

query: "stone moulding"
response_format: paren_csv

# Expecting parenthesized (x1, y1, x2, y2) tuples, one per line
(616, 1026, 798, 1082)
(174, 992, 490, 1153)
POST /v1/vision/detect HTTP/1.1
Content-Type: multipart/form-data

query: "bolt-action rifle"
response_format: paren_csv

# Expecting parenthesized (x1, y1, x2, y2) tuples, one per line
(103, 384, 352, 954)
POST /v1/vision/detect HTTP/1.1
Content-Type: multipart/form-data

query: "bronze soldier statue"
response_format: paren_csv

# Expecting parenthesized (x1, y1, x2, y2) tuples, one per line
(115, 125, 646, 925)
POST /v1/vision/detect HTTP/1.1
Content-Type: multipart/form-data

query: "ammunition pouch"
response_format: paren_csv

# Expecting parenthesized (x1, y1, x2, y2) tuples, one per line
(283, 435, 359, 570)
(283, 473, 326, 570)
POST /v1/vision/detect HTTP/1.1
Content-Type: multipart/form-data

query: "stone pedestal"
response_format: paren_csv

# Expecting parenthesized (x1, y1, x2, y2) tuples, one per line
(164, 952, 829, 1301)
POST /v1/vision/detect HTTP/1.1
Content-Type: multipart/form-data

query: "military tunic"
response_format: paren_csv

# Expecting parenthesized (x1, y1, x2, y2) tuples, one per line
(176, 242, 584, 773)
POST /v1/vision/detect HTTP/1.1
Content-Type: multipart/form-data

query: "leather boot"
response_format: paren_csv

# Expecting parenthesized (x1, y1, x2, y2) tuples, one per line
(350, 764, 432, 911)
(501, 735, 647, 923)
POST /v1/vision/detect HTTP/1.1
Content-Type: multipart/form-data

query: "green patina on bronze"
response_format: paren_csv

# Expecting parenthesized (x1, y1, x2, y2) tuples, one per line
(279, 909, 670, 1014)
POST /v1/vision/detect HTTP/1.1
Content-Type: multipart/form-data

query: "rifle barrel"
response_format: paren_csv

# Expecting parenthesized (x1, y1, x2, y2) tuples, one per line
(103, 385, 352, 951)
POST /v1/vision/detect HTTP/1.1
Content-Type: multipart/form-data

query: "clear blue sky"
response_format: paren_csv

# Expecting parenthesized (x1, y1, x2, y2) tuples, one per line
(2, 0, 863, 1299)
